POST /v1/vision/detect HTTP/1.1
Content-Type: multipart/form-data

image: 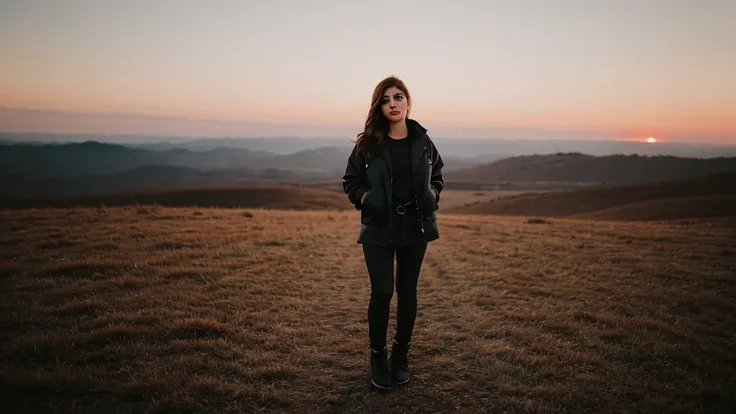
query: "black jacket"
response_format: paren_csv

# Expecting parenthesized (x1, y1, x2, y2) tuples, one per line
(342, 119, 444, 246)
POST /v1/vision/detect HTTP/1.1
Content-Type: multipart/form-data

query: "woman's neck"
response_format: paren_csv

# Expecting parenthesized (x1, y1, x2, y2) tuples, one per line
(388, 120, 408, 140)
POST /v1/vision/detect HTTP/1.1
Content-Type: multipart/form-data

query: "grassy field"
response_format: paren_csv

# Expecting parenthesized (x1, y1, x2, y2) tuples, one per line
(435, 189, 553, 210)
(570, 195, 736, 221)
(1, 206, 735, 413)
(447, 171, 736, 221)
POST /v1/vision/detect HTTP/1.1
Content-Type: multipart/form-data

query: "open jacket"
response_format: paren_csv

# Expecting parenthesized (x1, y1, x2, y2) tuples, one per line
(342, 119, 444, 246)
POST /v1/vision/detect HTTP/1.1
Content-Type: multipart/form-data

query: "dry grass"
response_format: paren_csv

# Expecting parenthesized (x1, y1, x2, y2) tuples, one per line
(570, 194, 736, 221)
(436, 189, 553, 210)
(447, 171, 736, 221)
(1, 206, 735, 413)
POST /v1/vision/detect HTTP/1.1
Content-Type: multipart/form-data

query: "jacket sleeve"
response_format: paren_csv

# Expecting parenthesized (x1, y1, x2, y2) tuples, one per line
(429, 138, 444, 205)
(342, 144, 369, 210)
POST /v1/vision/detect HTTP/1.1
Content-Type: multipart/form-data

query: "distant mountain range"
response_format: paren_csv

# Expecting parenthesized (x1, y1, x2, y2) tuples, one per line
(2, 140, 735, 199)
(0, 141, 292, 177)
(0, 140, 501, 179)
(0, 141, 490, 198)
(4, 131, 736, 158)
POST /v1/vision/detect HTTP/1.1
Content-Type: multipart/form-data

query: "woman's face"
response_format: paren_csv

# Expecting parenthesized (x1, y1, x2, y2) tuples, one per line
(381, 86, 409, 123)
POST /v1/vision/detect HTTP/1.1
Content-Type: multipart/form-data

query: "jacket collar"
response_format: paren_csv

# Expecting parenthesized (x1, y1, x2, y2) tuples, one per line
(408, 119, 429, 173)
(407, 118, 428, 137)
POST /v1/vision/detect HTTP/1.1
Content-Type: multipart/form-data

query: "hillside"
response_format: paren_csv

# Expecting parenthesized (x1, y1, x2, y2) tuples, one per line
(571, 194, 736, 221)
(0, 141, 389, 178)
(1, 207, 734, 412)
(0, 184, 352, 210)
(0, 142, 488, 198)
(447, 171, 736, 220)
(5, 141, 736, 200)
(0, 162, 342, 198)
(0, 141, 488, 180)
(447, 153, 736, 184)
(0, 141, 273, 177)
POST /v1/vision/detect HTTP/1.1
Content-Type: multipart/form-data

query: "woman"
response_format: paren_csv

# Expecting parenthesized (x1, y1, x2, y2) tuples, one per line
(342, 75, 444, 390)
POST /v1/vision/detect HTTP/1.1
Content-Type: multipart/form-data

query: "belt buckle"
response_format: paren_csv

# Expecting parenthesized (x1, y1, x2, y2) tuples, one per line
(396, 204, 406, 215)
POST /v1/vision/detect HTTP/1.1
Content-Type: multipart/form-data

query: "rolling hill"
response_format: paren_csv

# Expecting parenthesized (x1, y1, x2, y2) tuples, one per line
(4, 141, 736, 202)
(0, 164, 334, 199)
(0, 184, 352, 210)
(0, 141, 273, 177)
(0, 142, 494, 198)
(0, 141, 488, 180)
(447, 170, 736, 220)
(570, 194, 736, 221)
(446, 153, 736, 184)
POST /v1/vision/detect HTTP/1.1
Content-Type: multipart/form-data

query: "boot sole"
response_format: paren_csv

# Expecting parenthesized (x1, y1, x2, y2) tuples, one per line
(371, 378, 391, 390)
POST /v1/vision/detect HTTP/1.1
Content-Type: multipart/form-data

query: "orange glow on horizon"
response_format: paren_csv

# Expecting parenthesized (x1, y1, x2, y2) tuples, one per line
(3, 88, 735, 139)
(1, 99, 735, 143)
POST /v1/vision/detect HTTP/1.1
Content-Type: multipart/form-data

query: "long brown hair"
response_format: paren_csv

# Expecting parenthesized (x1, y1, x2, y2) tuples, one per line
(355, 76, 412, 162)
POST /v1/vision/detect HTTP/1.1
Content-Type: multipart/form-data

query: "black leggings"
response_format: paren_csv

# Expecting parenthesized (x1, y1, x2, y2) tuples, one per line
(362, 242, 428, 350)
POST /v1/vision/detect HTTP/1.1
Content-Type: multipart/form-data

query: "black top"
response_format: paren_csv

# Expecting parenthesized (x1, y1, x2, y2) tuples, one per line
(387, 134, 414, 203)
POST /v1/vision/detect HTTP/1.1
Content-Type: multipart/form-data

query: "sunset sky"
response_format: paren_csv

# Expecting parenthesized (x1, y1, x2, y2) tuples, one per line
(1, 0, 734, 142)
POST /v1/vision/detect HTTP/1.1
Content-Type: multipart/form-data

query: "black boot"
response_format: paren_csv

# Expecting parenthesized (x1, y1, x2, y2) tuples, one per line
(370, 346, 391, 390)
(390, 340, 411, 384)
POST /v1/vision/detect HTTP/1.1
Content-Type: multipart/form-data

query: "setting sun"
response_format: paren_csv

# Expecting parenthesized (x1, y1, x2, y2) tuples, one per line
(647, 137, 657, 143)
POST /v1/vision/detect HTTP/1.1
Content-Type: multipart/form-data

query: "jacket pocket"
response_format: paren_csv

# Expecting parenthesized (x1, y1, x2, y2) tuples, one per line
(362, 189, 388, 222)
(362, 189, 377, 215)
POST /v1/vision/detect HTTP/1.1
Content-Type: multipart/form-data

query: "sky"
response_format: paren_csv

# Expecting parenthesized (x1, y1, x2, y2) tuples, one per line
(1, 0, 734, 142)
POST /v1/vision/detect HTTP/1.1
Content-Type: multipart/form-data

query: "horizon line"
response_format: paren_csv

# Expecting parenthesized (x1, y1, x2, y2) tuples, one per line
(4, 131, 736, 147)
(1, 105, 734, 145)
